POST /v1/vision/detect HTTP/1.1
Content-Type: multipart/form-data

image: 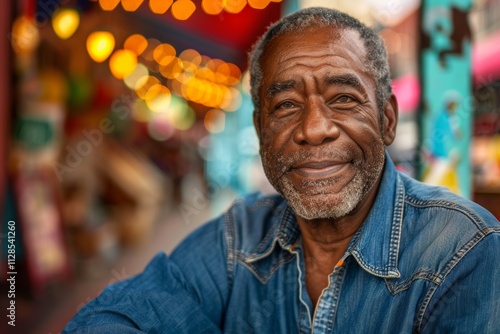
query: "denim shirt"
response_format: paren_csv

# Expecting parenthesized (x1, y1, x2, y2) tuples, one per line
(64, 157, 500, 334)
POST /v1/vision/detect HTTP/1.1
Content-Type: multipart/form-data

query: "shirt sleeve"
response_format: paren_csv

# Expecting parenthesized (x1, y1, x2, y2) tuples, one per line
(419, 232, 500, 333)
(63, 218, 228, 334)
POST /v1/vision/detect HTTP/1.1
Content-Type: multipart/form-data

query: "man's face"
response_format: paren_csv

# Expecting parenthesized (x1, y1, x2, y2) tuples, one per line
(255, 26, 396, 220)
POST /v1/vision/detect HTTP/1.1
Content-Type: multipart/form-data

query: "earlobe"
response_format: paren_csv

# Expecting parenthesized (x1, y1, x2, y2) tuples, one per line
(383, 94, 398, 146)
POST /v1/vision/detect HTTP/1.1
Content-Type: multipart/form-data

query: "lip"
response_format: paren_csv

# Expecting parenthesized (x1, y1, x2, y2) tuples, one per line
(291, 161, 350, 179)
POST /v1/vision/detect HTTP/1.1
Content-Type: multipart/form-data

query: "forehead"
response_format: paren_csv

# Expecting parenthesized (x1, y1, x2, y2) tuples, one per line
(260, 26, 369, 82)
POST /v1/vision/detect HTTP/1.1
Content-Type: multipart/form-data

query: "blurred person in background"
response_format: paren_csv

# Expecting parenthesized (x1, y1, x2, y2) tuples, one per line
(64, 7, 500, 333)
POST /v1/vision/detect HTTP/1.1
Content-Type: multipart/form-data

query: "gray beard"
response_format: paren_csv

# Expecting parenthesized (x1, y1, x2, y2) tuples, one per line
(261, 144, 385, 220)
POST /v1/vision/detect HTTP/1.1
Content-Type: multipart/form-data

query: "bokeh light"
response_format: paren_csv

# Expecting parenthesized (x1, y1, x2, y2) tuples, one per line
(159, 57, 183, 79)
(124, 34, 148, 56)
(204, 109, 225, 133)
(149, 0, 173, 14)
(135, 75, 160, 99)
(167, 95, 196, 130)
(121, 0, 144, 12)
(223, 0, 246, 14)
(179, 49, 202, 67)
(99, 0, 120, 11)
(248, 0, 270, 9)
(109, 49, 138, 79)
(153, 43, 176, 66)
(146, 85, 172, 113)
(124, 63, 149, 90)
(148, 114, 175, 141)
(201, 0, 224, 15)
(86, 31, 115, 62)
(171, 0, 196, 20)
(132, 98, 153, 122)
(52, 8, 80, 40)
(11, 16, 40, 54)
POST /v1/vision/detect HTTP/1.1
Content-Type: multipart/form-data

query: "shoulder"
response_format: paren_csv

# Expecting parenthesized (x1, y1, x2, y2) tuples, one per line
(172, 192, 288, 260)
(224, 192, 288, 253)
(399, 171, 499, 230)
(396, 171, 500, 283)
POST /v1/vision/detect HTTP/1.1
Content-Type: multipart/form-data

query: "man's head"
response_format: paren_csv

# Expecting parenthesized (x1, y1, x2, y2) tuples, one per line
(249, 7, 398, 220)
(249, 7, 392, 118)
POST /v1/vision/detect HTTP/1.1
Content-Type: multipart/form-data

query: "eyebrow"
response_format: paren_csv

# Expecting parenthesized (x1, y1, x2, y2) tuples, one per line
(266, 80, 296, 99)
(266, 74, 364, 99)
(324, 74, 363, 90)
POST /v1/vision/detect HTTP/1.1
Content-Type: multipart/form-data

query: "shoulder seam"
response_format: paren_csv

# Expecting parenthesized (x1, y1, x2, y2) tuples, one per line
(404, 195, 489, 230)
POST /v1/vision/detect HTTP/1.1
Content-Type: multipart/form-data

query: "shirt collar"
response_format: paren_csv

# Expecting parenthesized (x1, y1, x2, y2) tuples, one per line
(348, 154, 404, 278)
(244, 153, 404, 279)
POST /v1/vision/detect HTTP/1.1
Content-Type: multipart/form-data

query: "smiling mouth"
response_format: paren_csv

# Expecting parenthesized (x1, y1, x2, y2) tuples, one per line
(290, 161, 351, 179)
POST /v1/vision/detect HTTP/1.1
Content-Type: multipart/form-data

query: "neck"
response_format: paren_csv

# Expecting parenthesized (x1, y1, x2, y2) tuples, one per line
(296, 215, 362, 270)
(295, 172, 382, 268)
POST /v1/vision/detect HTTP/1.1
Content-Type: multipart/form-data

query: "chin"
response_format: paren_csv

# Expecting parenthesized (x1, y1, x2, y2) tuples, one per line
(277, 176, 364, 220)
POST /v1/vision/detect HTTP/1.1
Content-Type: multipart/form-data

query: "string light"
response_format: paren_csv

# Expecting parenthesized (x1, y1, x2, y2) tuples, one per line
(99, 0, 120, 11)
(52, 8, 80, 40)
(109, 49, 138, 79)
(97, 0, 280, 18)
(86, 31, 115, 62)
(124, 34, 148, 56)
(149, 0, 173, 14)
(171, 0, 196, 20)
(11, 16, 40, 54)
(223, 0, 247, 14)
(121, 0, 144, 12)
(201, 0, 224, 15)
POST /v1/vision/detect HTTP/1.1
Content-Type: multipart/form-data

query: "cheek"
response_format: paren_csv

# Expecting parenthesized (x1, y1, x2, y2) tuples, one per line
(260, 119, 294, 148)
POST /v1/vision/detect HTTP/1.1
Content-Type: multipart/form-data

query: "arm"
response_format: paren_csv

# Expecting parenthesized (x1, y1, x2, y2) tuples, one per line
(64, 219, 228, 333)
(419, 232, 500, 333)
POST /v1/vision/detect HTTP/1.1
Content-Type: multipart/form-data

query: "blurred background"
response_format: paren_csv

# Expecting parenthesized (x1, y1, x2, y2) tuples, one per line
(0, 0, 499, 333)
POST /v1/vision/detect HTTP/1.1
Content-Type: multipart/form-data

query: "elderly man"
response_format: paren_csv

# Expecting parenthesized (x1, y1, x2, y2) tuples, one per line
(65, 7, 500, 334)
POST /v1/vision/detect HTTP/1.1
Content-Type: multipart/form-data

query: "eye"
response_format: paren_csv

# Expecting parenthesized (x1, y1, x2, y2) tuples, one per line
(270, 100, 300, 119)
(329, 95, 359, 109)
(336, 95, 354, 103)
(274, 100, 297, 110)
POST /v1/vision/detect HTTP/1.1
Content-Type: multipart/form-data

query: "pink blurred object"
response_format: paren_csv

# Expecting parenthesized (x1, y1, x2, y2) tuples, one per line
(392, 73, 420, 114)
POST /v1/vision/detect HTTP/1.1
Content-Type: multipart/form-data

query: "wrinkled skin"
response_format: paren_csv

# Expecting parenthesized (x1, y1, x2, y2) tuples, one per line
(254, 26, 398, 222)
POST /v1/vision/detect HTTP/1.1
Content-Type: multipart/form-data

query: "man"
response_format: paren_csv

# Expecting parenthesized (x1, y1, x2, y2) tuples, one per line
(65, 7, 500, 333)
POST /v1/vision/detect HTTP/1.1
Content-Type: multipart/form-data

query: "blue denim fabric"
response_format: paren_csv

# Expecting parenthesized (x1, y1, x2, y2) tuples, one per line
(64, 156, 500, 333)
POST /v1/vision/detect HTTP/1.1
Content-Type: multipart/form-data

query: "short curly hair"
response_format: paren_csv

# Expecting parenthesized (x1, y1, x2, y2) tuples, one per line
(249, 7, 392, 116)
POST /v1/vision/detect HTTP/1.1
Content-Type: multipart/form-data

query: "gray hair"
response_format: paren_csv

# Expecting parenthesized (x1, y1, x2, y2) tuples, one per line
(248, 7, 392, 116)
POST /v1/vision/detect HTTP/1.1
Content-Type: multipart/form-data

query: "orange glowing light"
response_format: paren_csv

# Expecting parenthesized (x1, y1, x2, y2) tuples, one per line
(52, 8, 80, 40)
(86, 31, 115, 62)
(149, 0, 173, 14)
(11, 16, 40, 54)
(201, 0, 224, 15)
(135, 75, 160, 99)
(179, 49, 202, 66)
(159, 57, 183, 79)
(109, 49, 138, 79)
(124, 34, 148, 56)
(226, 63, 242, 86)
(121, 0, 144, 11)
(171, 0, 196, 20)
(99, 0, 120, 11)
(153, 44, 176, 66)
(248, 0, 270, 9)
(215, 63, 231, 84)
(204, 109, 225, 133)
(224, 0, 246, 13)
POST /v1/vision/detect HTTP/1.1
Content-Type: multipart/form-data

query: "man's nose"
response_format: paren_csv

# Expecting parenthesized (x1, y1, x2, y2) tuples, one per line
(292, 100, 340, 145)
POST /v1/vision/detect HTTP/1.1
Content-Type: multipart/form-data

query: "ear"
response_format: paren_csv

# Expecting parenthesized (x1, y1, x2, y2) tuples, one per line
(382, 94, 398, 146)
(253, 111, 262, 142)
